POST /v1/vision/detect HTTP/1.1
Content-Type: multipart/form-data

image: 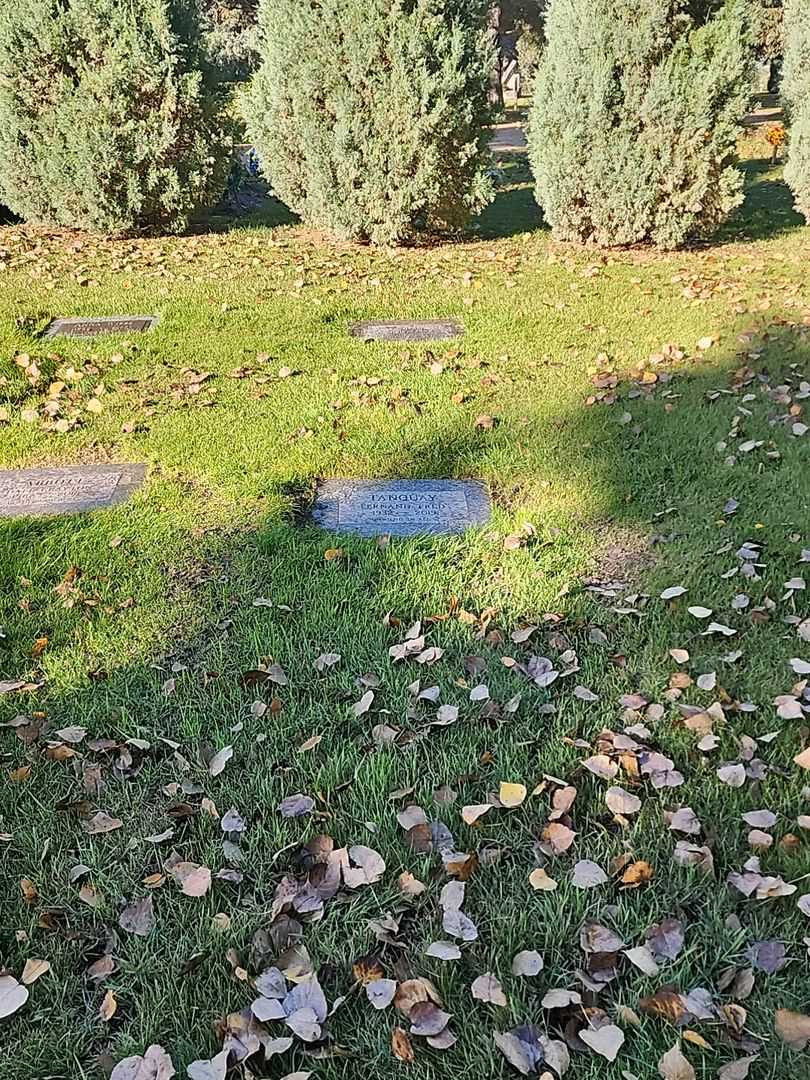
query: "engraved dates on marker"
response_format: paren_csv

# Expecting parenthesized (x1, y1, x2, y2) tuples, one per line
(313, 479, 490, 538)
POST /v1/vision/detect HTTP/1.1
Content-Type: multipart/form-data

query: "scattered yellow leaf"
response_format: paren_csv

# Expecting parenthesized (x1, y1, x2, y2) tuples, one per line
(499, 782, 527, 808)
(529, 868, 558, 892)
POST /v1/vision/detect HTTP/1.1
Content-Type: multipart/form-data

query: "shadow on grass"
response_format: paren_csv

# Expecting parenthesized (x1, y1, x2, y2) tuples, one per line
(198, 193, 299, 236)
(719, 158, 804, 243)
(474, 155, 544, 240)
(2, 329, 810, 1076)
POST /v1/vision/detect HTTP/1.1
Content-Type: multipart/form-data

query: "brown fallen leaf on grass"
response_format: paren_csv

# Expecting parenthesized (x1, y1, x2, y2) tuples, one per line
(646, 917, 685, 961)
(20, 877, 38, 904)
(343, 845, 386, 886)
(100, 988, 118, 1021)
(572, 859, 608, 888)
(443, 907, 479, 941)
(118, 896, 155, 937)
(462, 803, 493, 825)
(775, 1008, 810, 1050)
(409, 1001, 452, 1037)
(493, 1029, 543, 1075)
(529, 867, 558, 891)
(639, 989, 689, 1025)
(624, 945, 659, 977)
(398, 871, 426, 897)
(21, 958, 50, 985)
(606, 786, 642, 815)
(168, 861, 212, 898)
(621, 860, 654, 888)
(541, 988, 581, 1009)
(394, 978, 434, 1017)
(87, 955, 117, 981)
(391, 1026, 415, 1063)
(366, 979, 397, 1010)
(541, 821, 576, 854)
(110, 1044, 175, 1080)
(83, 811, 123, 835)
(658, 1042, 695, 1080)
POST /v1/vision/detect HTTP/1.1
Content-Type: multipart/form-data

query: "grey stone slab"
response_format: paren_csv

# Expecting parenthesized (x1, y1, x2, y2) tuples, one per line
(0, 464, 146, 519)
(313, 479, 490, 538)
(45, 315, 159, 339)
(349, 319, 463, 343)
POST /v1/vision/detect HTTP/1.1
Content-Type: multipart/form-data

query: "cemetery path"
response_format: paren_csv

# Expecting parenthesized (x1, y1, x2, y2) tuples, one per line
(490, 122, 527, 153)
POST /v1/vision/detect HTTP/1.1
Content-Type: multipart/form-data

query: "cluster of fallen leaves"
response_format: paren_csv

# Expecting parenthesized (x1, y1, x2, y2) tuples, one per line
(4, 322, 810, 1075)
(1, 348, 125, 433)
(5, 556, 810, 1074)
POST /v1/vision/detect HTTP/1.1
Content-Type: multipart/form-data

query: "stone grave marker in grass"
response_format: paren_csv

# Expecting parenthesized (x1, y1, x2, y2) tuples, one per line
(349, 319, 462, 342)
(313, 479, 490, 538)
(45, 316, 159, 339)
(0, 464, 146, 519)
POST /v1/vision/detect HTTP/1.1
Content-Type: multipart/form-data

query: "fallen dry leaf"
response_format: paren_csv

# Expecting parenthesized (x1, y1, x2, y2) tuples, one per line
(775, 1008, 810, 1050)
(171, 862, 212, 898)
(580, 1022, 625, 1062)
(208, 745, 233, 777)
(462, 803, 493, 825)
(187, 1050, 229, 1080)
(0, 976, 28, 1019)
(658, 1042, 695, 1080)
(718, 1056, 758, 1080)
(606, 786, 642, 815)
(100, 988, 118, 1021)
(499, 782, 527, 808)
(366, 979, 397, 1010)
(621, 860, 654, 887)
(511, 950, 544, 977)
(471, 973, 508, 1006)
(21, 958, 50, 985)
(118, 896, 155, 937)
(572, 859, 608, 888)
(278, 793, 315, 818)
(624, 945, 659, 977)
(110, 1045, 175, 1080)
(529, 868, 558, 891)
(391, 1026, 415, 1063)
(83, 811, 123, 835)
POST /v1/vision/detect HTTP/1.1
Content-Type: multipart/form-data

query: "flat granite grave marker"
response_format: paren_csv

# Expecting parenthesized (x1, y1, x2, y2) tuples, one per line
(349, 319, 462, 343)
(313, 479, 490, 538)
(45, 315, 159, 339)
(0, 464, 146, 519)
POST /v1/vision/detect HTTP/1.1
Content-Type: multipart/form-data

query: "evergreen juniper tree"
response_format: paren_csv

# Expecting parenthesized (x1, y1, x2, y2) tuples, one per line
(243, 0, 495, 245)
(0, 0, 233, 234)
(783, 0, 810, 221)
(528, 0, 753, 249)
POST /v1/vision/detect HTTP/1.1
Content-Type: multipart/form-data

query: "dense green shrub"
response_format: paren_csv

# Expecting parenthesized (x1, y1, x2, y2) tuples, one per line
(528, 0, 753, 249)
(243, 0, 495, 245)
(0, 0, 233, 234)
(203, 0, 259, 84)
(783, 0, 810, 220)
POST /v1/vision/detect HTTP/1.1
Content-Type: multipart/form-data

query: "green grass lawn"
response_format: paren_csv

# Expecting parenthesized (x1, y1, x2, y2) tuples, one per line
(2, 140, 810, 1080)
